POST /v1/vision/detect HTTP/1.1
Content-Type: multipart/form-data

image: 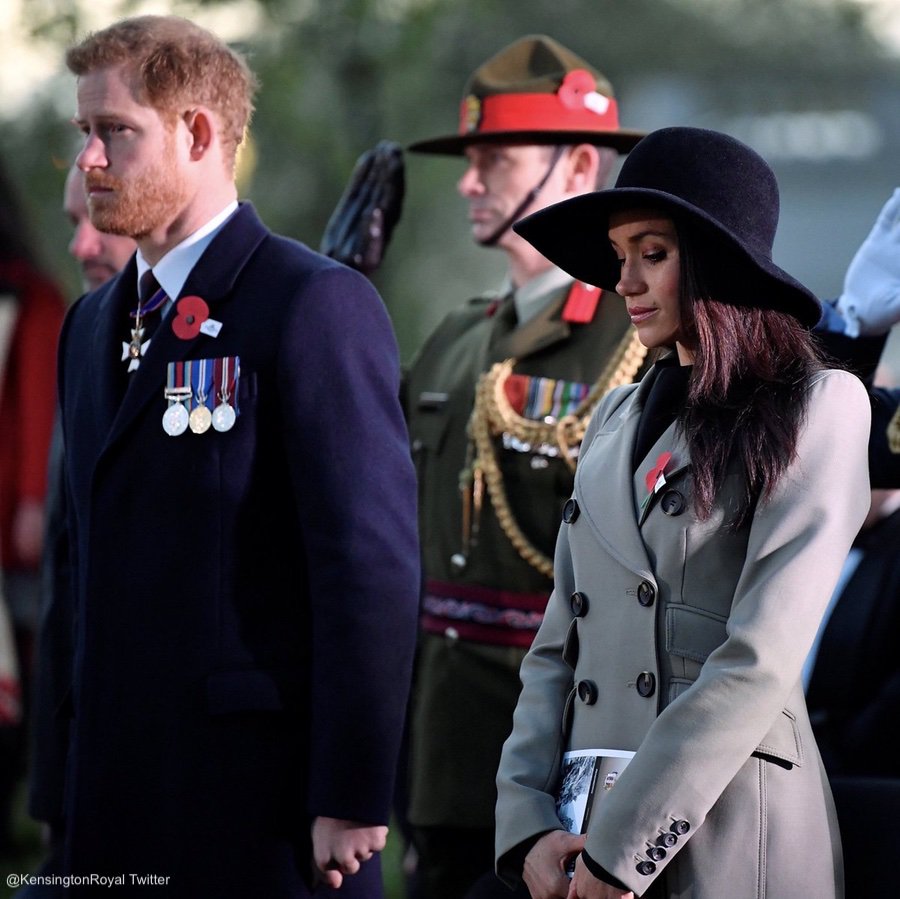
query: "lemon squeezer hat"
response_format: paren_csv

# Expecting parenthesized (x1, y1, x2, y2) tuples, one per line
(512, 126, 822, 327)
(409, 35, 644, 155)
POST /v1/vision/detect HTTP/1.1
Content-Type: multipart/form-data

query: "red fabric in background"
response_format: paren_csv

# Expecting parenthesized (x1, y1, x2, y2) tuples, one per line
(0, 258, 66, 570)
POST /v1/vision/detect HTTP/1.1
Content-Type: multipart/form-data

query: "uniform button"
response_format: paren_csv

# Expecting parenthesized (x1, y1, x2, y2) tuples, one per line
(577, 679, 598, 705)
(636, 672, 656, 697)
(671, 819, 691, 836)
(647, 846, 667, 862)
(636, 860, 657, 876)
(570, 592, 589, 618)
(444, 627, 459, 642)
(562, 498, 580, 523)
(658, 832, 678, 848)
(637, 581, 655, 607)
(661, 489, 685, 516)
(411, 438, 424, 452)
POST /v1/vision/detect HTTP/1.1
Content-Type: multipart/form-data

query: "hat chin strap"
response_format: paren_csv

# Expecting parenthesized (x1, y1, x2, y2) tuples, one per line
(477, 145, 567, 247)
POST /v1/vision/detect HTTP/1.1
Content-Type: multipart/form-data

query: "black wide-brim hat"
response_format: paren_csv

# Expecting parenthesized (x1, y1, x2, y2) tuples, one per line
(513, 126, 822, 327)
(409, 35, 644, 156)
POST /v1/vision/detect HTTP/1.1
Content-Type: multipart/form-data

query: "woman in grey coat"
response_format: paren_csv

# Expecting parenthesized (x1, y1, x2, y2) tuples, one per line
(494, 127, 870, 899)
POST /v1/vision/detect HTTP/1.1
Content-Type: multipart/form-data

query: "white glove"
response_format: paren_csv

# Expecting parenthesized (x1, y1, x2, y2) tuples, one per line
(836, 188, 900, 337)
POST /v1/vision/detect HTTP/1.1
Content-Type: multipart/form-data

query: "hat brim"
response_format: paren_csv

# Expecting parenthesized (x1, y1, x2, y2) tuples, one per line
(513, 188, 822, 328)
(408, 127, 646, 156)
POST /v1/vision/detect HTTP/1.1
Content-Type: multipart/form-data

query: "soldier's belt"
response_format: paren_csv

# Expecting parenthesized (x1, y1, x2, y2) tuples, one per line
(421, 578, 548, 648)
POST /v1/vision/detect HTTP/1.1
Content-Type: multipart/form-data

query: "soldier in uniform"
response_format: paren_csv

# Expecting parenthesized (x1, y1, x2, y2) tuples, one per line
(403, 35, 648, 899)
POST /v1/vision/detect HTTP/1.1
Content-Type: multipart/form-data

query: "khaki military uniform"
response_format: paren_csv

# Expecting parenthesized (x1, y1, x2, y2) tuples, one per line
(404, 274, 648, 847)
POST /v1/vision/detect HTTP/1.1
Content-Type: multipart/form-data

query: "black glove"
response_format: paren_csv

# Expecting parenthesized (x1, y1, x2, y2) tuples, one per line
(319, 140, 405, 277)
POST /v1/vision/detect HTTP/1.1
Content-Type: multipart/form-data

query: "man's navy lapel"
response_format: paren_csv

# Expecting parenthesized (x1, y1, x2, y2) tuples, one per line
(89, 258, 138, 441)
(102, 203, 269, 452)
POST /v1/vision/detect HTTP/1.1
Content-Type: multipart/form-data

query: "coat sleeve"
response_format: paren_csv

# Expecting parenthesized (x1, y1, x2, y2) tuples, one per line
(276, 262, 420, 824)
(581, 369, 871, 891)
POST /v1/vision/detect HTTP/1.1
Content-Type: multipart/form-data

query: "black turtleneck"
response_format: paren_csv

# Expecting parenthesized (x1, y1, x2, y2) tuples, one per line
(633, 355, 692, 471)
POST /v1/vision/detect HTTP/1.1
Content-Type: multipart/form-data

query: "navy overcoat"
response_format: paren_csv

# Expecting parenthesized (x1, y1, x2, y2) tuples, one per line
(41, 204, 419, 896)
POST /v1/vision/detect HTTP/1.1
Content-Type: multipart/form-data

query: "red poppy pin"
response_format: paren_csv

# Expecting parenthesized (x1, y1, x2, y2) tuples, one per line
(640, 451, 672, 519)
(558, 69, 597, 109)
(171, 296, 210, 340)
(644, 451, 673, 495)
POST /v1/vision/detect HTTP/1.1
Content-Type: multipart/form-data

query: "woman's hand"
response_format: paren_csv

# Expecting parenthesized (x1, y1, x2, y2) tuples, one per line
(566, 854, 634, 899)
(523, 830, 586, 899)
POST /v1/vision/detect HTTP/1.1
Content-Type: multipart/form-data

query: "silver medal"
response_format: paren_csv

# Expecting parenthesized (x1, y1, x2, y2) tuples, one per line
(212, 402, 236, 432)
(162, 402, 189, 436)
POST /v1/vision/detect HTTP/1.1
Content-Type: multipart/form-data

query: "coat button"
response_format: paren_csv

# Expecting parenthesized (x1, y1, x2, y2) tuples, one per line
(671, 819, 691, 836)
(658, 832, 678, 848)
(577, 679, 598, 705)
(647, 846, 667, 862)
(637, 581, 655, 607)
(636, 860, 657, 876)
(660, 489, 685, 516)
(562, 498, 580, 523)
(570, 592, 589, 618)
(636, 672, 656, 697)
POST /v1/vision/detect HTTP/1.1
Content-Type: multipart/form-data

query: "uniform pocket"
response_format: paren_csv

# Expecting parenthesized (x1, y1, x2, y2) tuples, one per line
(409, 398, 451, 456)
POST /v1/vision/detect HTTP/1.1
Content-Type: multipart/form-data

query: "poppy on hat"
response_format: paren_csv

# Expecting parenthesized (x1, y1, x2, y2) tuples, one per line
(409, 35, 644, 155)
(513, 126, 822, 327)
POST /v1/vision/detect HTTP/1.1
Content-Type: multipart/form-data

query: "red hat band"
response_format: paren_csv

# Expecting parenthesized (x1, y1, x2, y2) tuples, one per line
(459, 69, 621, 137)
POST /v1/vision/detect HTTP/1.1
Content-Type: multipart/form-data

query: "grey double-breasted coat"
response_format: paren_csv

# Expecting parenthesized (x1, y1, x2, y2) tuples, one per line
(496, 364, 870, 898)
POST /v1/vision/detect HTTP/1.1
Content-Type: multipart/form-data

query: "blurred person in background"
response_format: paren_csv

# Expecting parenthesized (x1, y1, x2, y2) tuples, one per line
(820, 187, 900, 488)
(0, 153, 66, 859)
(63, 164, 137, 292)
(15, 167, 137, 893)
(802, 186, 900, 761)
(403, 35, 648, 899)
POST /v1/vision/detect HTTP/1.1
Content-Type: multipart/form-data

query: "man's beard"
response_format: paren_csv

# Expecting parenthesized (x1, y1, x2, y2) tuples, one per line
(85, 137, 190, 240)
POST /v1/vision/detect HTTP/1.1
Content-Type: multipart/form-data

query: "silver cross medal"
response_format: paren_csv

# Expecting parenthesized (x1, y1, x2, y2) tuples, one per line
(122, 317, 150, 371)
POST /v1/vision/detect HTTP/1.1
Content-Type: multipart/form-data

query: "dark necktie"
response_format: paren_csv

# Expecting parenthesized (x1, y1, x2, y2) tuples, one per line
(128, 269, 168, 372)
(124, 270, 165, 374)
(138, 270, 165, 343)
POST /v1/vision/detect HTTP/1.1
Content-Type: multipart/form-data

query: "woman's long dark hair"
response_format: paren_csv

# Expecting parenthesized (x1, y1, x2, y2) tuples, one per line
(674, 218, 824, 526)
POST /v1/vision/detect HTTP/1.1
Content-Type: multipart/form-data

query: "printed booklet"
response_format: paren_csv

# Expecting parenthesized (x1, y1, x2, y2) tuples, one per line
(556, 748, 636, 874)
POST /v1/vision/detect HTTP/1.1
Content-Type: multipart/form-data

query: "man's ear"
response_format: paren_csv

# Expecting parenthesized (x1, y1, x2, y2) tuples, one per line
(564, 144, 601, 194)
(183, 107, 214, 160)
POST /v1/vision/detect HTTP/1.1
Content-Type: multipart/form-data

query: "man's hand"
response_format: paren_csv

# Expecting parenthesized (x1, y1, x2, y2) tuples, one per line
(311, 816, 388, 889)
(836, 188, 900, 337)
(523, 830, 586, 899)
(567, 854, 633, 899)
